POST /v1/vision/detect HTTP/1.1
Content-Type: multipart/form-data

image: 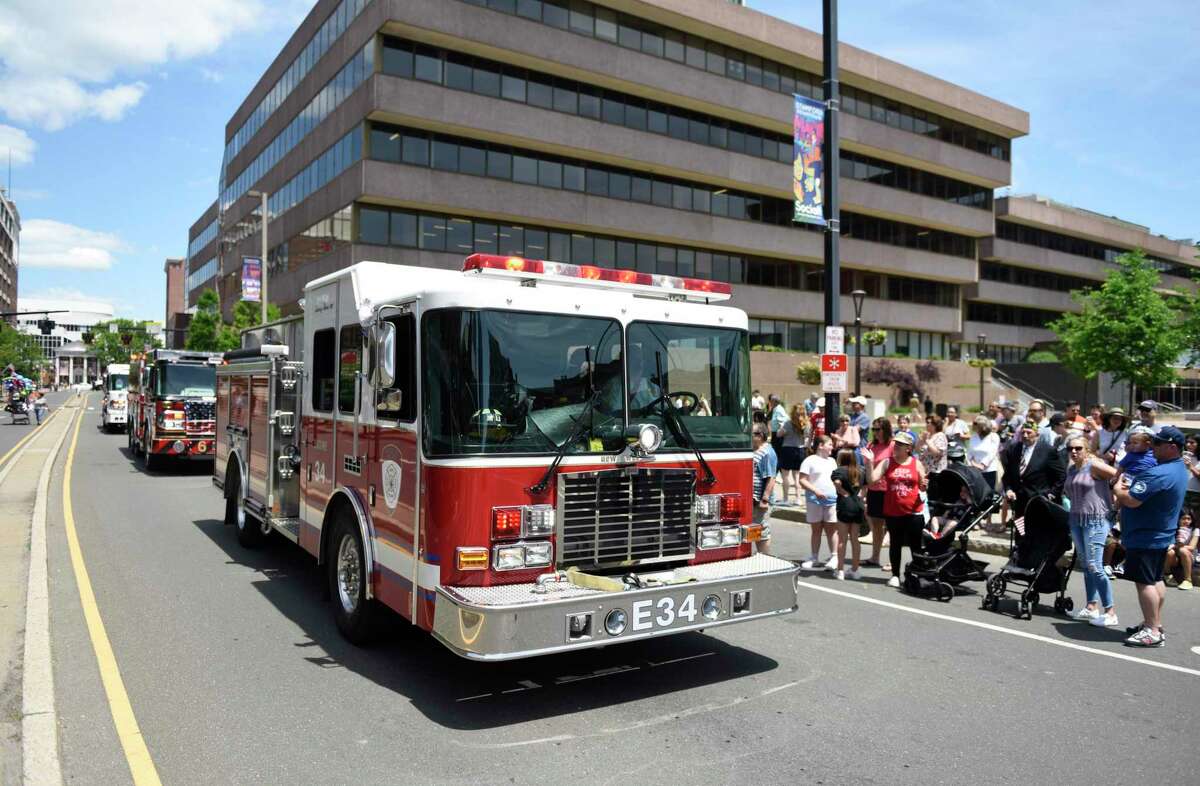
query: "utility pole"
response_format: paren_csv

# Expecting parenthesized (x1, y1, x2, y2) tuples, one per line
(822, 0, 841, 422)
(248, 190, 270, 324)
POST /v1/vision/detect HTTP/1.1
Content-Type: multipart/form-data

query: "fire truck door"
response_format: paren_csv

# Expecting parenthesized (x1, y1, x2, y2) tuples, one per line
(300, 285, 340, 551)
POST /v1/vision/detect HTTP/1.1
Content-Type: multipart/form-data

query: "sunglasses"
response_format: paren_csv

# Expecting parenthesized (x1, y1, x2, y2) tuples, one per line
(1068, 446, 1085, 453)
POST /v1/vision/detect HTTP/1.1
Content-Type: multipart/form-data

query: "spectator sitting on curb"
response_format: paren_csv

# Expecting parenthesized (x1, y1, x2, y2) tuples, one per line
(1112, 426, 1189, 648)
(1163, 509, 1197, 589)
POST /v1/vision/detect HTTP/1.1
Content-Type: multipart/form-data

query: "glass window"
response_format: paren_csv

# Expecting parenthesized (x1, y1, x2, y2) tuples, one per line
(311, 328, 336, 412)
(602, 96, 624, 124)
(745, 54, 763, 87)
(459, 144, 487, 176)
(473, 221, 497, 253)
(624, 102, 647, 130)
(656, 245, 676, 275)
(672, 184, 692, 211)
(498, 225, 524, 255)
(685, 37, 706, 69)
(636, 243, 656, 272)
(473, 64, 501, 97)
(431, 140, 458, 171)
(486, 149, 512, 179)
(709, 122, 727, 148)
(553, 84, 578, 114)
(689, 117, 707, 145)
(563, 163, 585, 191)
(585, 167, 608, 196)
(525, 228, 548, 258)
(548, 231, 569, 261)
(445, 56, 472, 90)
(617, 22, 640, 50)
(527, 78, 553, 108)
(578, 86, 601, 119)
(594, 237, 615, 266)
(630, 176, 652, 203)
(706, 42, 725, 75)
(512, 155, 538, 184)
(571, 233, 593, 262)
(692, 188, 710, 213)
(538, 159, 563, 189)
(390, 211, 417, 246)
(641, 30, 664, 58)
(517, 0, 542, 20)
(568, 0, 592, 35)
(358, 206, 390, 244)
(608, 172, 630, 200)
(414, 49, 442, 83)
(664, 30, 684, 62)
(594, 6, 618, 41)
(501, 71, 526, 102)
(419, 215, 446, 251)
(370, 127, 401, 162)
(651, 180, 671, 207)
(668, 112, 687, 139)
(402, 132, 430, 167)
(382, 43, 413, 78)
(376, 314, 416, 422)
(338, 324, 362, 414)
(542, 0, 568, 29)
(647, 108, 668, 135)
(616, 241, 636, 269)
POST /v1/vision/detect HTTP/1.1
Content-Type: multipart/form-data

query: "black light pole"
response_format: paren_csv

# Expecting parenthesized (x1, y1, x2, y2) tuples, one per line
(977, 333, 987, 411)
(822, 0, 841, 422)
(851, 289, 866, 396)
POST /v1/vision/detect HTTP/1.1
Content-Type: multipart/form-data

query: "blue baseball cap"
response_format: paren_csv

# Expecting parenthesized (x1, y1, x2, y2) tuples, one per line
(1151, 425, 1186, 450)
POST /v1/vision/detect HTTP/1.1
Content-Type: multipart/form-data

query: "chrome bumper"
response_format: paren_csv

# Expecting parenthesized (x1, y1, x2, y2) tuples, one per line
(104, 410, 127, 423)
(432, 554, 799, 661)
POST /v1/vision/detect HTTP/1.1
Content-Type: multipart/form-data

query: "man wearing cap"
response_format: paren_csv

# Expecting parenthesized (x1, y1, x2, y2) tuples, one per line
(1000, 419, 1066, 517)
(1136, 400, 1161, 436)
(997, 401, 1022, 446)
(1112, 426, 1189, 647)
(848, 396, 871, 448)
(805, 391, 819, 417)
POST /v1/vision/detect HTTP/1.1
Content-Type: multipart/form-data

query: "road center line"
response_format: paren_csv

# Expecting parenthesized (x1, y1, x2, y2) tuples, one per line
(61, 397, 163, 785)
(796, 580, 1200, 678)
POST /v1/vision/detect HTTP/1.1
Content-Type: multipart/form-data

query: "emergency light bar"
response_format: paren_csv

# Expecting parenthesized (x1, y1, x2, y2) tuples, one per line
(462, 254, 732, 302)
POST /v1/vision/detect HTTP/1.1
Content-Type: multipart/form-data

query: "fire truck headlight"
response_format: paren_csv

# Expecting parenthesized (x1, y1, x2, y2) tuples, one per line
(719, 526, 741, 547)
(694, 495, 720, 523)
(523, 541, 553, 568)
(493, 545, 526, 571)
(637, 423, 662, 454)
(604, 608, 627, 636)
(523, 505, 555, 537)
(698, 527, 722, 549)
(702, 594, 722, 620)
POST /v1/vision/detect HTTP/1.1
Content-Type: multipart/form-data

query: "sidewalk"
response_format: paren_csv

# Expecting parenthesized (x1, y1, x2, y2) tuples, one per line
(768, 503, 1013, 557)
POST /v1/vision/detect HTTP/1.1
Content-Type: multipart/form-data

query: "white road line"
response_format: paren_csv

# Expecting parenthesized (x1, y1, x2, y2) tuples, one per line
(797, 580, 1200, 679)
(23, 405, 77, 785)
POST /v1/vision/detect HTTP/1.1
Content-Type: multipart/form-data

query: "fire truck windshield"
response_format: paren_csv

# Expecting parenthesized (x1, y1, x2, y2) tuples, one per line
(625, 322, 751, 451)
(423, 309, 626, 456)
(108, 375, 128, 391)
(158, 364, 216, 398)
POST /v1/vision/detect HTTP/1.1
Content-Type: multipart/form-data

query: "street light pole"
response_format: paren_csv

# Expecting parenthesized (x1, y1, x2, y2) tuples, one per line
(851, 289, 865, 396)
(248, 189, 270, 324)
(822, 0, 841, 422)
(977, 333, 987, 412)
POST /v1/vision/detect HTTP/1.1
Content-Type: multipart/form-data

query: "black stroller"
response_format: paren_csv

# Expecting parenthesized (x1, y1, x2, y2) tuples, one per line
(6, 397, 30, 425)
(982, 495, 1076, 619)
(903, 463, 997, 601)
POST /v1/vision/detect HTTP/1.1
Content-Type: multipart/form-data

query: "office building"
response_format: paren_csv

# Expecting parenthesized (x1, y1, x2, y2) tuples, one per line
(164, 257, 189, 348)
(0, 187, 18, 322)
(16, 297, 114, 385)
(184, 0, 1029, 361)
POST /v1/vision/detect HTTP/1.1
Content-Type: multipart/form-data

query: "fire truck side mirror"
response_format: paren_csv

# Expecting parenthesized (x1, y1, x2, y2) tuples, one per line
(376, 321, 396, 388)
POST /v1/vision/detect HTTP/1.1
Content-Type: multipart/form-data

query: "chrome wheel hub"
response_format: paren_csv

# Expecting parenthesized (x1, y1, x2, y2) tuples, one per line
(337, 535, 361, 614)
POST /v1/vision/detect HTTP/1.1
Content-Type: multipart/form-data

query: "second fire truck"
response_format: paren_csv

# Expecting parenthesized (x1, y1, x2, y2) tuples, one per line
(128, 349, 222, 469)
(213, 255, 798, 660)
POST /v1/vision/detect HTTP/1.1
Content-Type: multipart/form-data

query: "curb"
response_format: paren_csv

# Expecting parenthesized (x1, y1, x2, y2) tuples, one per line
(768, 505, 1012, 557)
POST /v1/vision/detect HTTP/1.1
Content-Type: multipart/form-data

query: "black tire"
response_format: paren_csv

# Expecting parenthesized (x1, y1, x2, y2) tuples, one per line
(143, 440, 159, 471)
(1063, 597, 1074, 613)
(328, 514, 379, 645)
(903, 573, 920, 595)
(232, 471, 268, 548)
(936, 582, 953, 603)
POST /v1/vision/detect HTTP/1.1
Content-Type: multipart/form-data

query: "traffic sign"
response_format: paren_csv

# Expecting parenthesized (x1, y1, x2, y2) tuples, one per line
(825, 326, 844, 354)
(820, 353, 848, 393)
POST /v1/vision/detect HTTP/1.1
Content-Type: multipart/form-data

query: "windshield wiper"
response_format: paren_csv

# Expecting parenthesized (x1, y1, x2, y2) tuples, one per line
(651, 352, 716, 486)
(527, 387, 604, 495)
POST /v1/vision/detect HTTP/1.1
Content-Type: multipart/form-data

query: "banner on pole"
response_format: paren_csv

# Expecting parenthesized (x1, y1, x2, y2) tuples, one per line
(241, 257, 262, 302)
(792, 94, 826, 226)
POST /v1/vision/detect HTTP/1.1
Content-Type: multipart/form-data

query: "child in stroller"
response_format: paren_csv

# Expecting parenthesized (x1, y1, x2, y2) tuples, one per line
(983, 494, 1076, 619)
(903, 462, 997, 601)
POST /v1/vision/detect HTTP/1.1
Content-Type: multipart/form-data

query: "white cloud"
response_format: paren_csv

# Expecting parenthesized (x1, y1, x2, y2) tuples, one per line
(0, 124, 35, 166)
(19, 219, 125, 270)
(199, 67, 224, 84)
(0, 0, 264, 130)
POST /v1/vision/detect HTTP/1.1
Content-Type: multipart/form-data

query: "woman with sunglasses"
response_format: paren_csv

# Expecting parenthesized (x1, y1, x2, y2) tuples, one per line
(863, 417, 893, 569)
(865, 431, 927, 588)
(1064, 434, 1120, 626)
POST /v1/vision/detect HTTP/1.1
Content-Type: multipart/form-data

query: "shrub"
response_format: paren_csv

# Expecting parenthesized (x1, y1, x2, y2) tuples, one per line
(796, 362, 821, 384)
(862, 359, 924, 402)
(863, 328, 887, 347)
(915, 360, 941, 383)
(752, 344, 785, 352)
(1025, 350, 1059, 363)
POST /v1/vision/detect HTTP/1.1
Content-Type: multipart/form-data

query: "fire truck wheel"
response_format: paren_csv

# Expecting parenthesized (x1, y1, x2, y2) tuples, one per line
(231, 474, 267, 548)
(329, 516, 379, 645)
(143, 439, 159, 471)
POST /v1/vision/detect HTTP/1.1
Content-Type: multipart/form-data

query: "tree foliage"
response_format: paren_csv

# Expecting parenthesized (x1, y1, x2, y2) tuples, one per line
(1050, 250, 1185, 390)
(185, 291, 282, 352)
(914, 360, 941, 383)
(0, 323, 46, 378)
(88, 319, 162, 367)
(862, 359, 924, 402)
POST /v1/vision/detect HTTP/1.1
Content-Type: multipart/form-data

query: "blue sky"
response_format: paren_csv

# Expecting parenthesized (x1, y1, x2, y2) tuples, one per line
(2, 0, 1197, 321)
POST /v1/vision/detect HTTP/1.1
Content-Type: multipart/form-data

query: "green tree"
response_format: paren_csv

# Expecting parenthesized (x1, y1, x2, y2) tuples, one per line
(87, 319, 162, 367)
(185, 290, 223, 352)
(1051, 250, 1185, 392)
(0, 323, 46, 378)
(231, 299, 281, 331)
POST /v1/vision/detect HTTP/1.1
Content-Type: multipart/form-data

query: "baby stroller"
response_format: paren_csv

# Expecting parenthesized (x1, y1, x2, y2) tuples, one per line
(6, 396, 30, 425)
(982, 495, 1076, 619)
(903, 463, 997, 601)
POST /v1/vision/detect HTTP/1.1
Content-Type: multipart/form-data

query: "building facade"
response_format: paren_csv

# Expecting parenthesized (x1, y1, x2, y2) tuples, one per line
(164, 257, 188, 348)
(16, 297, 113, 386)
(0, 187, 18, 323)
(185, 0, 1032, 361)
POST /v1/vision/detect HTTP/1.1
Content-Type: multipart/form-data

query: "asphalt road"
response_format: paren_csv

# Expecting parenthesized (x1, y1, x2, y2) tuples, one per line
(43, 393, 1200, 785)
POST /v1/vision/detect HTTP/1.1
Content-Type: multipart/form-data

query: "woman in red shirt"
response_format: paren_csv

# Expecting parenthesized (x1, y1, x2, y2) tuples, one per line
(865, 431, 927, 588)
(864, 417, 894, 569)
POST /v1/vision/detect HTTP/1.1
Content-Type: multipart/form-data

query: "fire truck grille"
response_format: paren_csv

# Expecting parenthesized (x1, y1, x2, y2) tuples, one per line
(557, 467, 696, 569)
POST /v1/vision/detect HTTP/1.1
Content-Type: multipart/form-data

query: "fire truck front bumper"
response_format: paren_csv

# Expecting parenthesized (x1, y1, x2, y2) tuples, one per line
(150, 437, 216, 459)
(432, 554, 799, 661)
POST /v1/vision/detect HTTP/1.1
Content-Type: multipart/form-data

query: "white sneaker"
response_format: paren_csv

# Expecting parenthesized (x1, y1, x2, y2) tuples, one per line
(887, 576, 901, 588)
(800, 557, 818, 569)
(1103, 565, 1114, 579)
(834, 569, 845, 580)
(824, 554, 838, 571)
(844, 568, 863, 581)
(1072, 607, 1100, 621)
(1090, 612, 1119, 628)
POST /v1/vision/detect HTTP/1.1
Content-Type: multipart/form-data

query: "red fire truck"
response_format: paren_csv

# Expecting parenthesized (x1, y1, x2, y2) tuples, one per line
(213, 255, 798, 660)
(128, 349, 222, 469)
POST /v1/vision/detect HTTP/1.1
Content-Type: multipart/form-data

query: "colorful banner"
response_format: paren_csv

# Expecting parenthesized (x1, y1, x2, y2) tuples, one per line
(792, 95, 826, 226)
(241, 256, 262, 302)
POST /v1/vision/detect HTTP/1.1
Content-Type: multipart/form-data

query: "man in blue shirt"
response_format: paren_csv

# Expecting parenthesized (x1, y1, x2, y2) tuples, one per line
(1113, 425, 1189, 647)
(848, 396, 872, 448)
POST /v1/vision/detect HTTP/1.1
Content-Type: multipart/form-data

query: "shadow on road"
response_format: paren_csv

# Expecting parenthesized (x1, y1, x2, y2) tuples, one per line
(113, 444, 213, 477)
(190, 517, 781, 731)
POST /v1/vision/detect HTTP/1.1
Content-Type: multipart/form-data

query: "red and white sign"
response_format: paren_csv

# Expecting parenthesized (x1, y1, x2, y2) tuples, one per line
(820, 353, 848, 393)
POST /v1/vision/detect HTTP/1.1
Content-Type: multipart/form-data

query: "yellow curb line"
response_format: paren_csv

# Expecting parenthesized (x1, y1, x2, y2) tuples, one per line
(0, 405, 63, 471)
(62, 396, 162, 785)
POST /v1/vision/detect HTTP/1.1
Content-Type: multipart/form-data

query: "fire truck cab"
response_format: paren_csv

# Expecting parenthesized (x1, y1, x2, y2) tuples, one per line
(101, 362, 130, 432)
(214, 256, 798, 660)
(128, 349, 221, 469)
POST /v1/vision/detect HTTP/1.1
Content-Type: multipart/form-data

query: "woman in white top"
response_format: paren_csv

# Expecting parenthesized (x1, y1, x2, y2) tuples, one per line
(1092, 407, 1128, 465)
(798, 436, 839, 574)
(967, 415, 1001, 490)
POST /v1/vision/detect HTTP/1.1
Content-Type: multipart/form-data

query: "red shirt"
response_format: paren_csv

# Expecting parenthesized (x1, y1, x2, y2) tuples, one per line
(867, 441, 894, 492)
(882, 456, 924, 517)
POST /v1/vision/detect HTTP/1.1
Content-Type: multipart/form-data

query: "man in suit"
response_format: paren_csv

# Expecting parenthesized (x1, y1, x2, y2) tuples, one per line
(1001, 420, 1066, 516)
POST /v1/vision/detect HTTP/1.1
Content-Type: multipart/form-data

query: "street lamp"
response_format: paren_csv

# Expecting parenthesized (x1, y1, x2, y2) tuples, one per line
(851, 289, 866, 396)
(976, 333, 988, 411)
(247, 189, 270, 324)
